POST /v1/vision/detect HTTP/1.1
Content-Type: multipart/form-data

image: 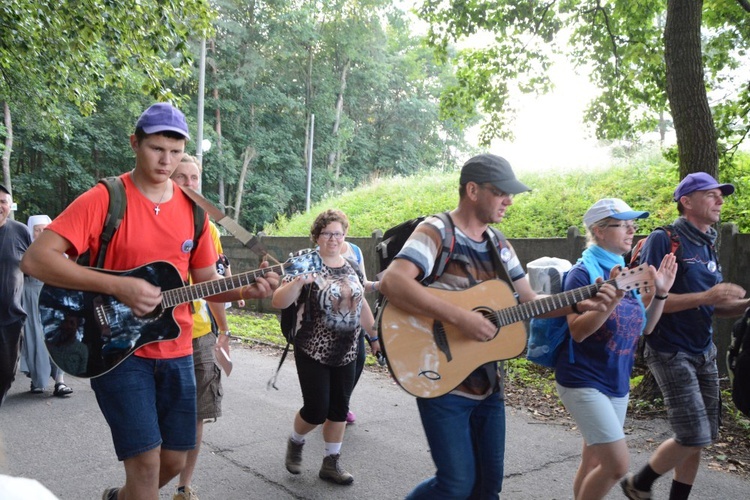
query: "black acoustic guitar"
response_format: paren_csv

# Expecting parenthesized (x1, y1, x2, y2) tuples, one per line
(40, 250, 322, 378)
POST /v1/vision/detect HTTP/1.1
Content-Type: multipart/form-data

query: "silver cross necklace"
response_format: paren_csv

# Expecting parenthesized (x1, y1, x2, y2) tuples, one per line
(132, 171, 169, 215)
(153, 186, 168, 215)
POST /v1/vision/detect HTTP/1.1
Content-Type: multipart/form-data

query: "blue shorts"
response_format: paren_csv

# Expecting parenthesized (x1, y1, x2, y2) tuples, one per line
(644, 343, 719, 447)
(91, 354, 197, 461)
(556, 384, 628, 445)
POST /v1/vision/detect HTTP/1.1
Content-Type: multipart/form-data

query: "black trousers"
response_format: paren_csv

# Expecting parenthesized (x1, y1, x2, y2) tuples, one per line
(295, 348, 356, 425)
(0, 320, 24, 407)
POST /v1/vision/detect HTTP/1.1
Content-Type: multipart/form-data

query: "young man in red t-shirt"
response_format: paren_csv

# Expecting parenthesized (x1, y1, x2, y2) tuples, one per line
(21, 103, 279, 500)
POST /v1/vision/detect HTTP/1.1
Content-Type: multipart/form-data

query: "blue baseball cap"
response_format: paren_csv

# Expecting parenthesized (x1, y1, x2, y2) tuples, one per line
(583, 198, 649, 228)
(673, 172, 734, 201)
(135, 103, 190, 139)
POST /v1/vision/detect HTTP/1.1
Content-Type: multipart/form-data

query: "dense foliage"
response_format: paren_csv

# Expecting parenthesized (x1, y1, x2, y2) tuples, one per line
(266, 150, 750, 237)
(5, 0, 470, 231)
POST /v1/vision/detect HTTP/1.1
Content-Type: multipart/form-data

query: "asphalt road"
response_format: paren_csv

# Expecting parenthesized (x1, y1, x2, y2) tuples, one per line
(1, 343, 748, 499)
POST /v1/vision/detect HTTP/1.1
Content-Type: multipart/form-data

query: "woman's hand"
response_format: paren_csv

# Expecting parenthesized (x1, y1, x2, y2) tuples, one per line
(653, 253, 678, 296)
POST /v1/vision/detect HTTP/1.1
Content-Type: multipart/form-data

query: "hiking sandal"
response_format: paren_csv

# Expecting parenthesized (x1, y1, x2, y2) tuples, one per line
(53, 383, 73, 397)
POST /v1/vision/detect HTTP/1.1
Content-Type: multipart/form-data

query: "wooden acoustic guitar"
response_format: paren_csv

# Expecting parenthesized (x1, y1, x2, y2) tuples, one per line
(39, 250, 322, 378)
(377, 265, 652, 398)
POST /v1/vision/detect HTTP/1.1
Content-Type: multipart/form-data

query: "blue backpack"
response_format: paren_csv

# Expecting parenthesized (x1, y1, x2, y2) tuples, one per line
(526, 270, 575, 368)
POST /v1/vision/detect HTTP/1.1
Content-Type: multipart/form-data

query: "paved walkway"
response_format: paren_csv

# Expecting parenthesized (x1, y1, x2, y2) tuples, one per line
(1, 344, 747, 499)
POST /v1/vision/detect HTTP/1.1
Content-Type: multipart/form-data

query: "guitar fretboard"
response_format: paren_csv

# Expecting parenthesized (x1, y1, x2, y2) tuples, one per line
(494, 280, 609, 327)
(161, 263, 286, 308)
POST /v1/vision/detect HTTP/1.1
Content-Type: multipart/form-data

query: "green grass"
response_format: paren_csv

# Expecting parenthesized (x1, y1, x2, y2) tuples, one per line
(264, 151, 750, 238)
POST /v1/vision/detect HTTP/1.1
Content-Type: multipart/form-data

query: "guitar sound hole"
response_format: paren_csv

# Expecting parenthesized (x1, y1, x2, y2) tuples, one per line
(140, 306, 164, 321)
(475, 306, 500, 336)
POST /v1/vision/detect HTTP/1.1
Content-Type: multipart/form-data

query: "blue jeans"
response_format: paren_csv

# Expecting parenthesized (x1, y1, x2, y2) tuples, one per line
(407, 392, 506, 500)
(91, 354, 197, 460)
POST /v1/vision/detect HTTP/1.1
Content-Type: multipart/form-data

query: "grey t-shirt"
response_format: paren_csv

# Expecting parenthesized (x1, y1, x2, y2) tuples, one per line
(0, 219, 31, 325)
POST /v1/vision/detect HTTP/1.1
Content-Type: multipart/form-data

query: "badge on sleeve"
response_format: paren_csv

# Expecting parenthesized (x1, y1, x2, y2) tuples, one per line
(500, 247, 512, 263)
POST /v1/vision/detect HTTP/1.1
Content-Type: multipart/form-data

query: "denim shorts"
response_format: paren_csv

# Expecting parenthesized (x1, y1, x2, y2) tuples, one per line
(556, 384, 628, 445)
(91, 354, 197, 461)
(644, 343, 719, 447)
(193, 333, 223, 421)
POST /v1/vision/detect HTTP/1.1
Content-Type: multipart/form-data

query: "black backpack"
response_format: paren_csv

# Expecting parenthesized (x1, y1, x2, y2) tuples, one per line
(727, 308, 750, 418)
(376, 212, 458, 285)
(80, 176, 205, 268)
(376, 211, 508, 281)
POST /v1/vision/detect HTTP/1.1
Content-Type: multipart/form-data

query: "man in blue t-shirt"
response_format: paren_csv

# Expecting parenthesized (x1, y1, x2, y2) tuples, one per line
(621, 173, 750, 500)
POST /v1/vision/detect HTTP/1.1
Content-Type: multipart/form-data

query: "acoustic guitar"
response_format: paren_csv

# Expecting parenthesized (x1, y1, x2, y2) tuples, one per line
(39, 250, 322, 378)
(377, 265, 652, 398)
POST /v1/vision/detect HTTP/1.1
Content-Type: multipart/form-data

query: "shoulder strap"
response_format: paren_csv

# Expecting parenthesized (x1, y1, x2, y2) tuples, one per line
(486, 227, 518, 292)
(344, 256, 364, 285)
(192, 202, 206, 249)
(662, 224, 681, 256)
(268, 284, 313, 391)
(424, 211, 457, 284)
(96, 176, 126, 269)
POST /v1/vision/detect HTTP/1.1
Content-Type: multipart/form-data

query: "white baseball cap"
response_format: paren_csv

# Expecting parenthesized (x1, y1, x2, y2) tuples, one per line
(583, 198, 649, 228)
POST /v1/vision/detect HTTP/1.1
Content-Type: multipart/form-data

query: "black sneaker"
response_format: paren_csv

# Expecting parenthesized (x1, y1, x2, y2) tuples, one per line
(620, 474, 651, 499)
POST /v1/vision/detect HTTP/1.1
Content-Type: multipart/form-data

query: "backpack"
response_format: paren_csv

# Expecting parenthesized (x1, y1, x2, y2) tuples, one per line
(526, 269, 575, 368)
(80, 176, 206, 268)
(626, 225, 681, 269)
(375, 211, 508, 285)
(727, 308, 750, 418)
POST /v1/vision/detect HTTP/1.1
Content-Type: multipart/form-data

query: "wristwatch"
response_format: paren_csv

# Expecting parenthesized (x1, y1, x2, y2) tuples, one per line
(219, 330, 232, 337)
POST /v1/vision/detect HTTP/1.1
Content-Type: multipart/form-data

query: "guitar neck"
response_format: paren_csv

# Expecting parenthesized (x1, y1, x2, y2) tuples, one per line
(161, 262, 286, 308)
(495, 278, 615, 327)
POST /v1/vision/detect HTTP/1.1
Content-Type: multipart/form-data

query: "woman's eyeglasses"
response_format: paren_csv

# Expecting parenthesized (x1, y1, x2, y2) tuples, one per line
(320, 231, 345, 240)
(607, 223, 638, 232)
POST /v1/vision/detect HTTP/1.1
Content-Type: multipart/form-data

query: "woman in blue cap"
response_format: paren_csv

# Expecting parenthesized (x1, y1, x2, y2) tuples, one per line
(555, 198, 677, 500)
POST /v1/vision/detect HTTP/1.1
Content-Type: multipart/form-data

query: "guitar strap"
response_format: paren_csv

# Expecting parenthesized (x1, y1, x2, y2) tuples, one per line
(178, 185, 272, 260)
(486, 228, 518, 295)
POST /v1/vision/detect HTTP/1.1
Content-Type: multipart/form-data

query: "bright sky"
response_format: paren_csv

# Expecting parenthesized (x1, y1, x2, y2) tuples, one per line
(476, 62, 614, 174)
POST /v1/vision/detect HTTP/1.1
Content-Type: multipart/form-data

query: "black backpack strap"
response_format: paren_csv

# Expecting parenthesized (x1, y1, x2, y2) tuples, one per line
(192, 202, 206, 249)
(95, 176, 126, 269)
(344, 256, 365, 285)
(268, 285, 313, 390)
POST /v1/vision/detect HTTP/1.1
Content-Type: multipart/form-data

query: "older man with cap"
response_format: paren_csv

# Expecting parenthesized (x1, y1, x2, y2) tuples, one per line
(0, 183, 32, 408)
(21, 103, 279, 500)
(380, 153, 616, 499)
(621, 173, 750, 500)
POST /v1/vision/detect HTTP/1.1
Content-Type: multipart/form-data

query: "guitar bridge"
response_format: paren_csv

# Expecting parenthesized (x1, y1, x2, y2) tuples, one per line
(432, 320, 452, 362)
(93, 295, 112, 339)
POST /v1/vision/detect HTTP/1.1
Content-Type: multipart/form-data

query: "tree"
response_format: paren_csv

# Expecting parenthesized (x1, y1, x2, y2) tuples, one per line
(0, 0, 214, 189)
(417, 0, 750, 178)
